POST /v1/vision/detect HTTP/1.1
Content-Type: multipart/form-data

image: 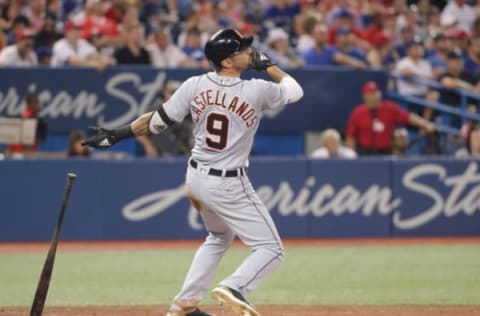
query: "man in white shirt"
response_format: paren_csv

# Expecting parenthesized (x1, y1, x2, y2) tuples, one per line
(441, 0, 476, 32)
(146, 27, 197, 68)
(0, 29, 38, 67)
(50, 20, 115, 70)
(395, 39, 433, 98)
(310, 129, 357, 159)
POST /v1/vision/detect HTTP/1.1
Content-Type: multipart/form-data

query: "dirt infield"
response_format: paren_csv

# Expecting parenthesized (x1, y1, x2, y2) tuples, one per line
(1, 236, 480, 253)
(2, 305, 480, 316)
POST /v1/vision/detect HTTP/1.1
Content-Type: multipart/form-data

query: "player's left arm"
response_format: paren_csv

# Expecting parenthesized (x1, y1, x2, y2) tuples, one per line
(83, 76, 194, 149)
(82, 105, 175, 148)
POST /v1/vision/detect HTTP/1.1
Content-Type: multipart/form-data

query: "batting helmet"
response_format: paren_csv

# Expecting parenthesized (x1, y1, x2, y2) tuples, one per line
(204, 29, 253, 70)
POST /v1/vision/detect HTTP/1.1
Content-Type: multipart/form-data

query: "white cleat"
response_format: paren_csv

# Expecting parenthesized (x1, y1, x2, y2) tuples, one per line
(211, 286, 260, 316)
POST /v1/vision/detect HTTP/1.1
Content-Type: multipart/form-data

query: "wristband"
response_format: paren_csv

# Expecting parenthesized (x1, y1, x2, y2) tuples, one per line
(114, 125, 135, 141)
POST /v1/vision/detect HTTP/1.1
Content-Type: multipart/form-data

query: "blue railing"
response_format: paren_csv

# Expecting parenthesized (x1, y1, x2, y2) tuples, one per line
(389, 73, 480, 133)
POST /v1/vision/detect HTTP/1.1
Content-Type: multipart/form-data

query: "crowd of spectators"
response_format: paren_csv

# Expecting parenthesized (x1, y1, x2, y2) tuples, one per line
(0, 0, 479, 73)
(1, 0, 480, 158)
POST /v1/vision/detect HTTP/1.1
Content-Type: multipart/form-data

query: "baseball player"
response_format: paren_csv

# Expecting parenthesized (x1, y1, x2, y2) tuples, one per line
(83, 28, 304, 316)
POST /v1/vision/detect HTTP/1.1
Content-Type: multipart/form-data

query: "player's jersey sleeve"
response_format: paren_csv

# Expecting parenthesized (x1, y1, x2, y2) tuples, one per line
(251, 79, 288, 111)
(163, 77, 197, 122)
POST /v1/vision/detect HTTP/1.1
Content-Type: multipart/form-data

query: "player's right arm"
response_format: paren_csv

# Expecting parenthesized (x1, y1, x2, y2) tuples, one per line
(250, 49, 304, 107)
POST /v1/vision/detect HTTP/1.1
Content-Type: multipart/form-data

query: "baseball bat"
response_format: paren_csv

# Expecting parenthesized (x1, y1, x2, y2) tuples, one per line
(30, 173, 77, 316)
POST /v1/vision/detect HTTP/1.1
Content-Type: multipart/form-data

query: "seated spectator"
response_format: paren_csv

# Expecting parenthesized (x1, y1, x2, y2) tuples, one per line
(87, 26, 108, 56)
(326, 5, 356, 29)
(392, 128, 409, 157)
(395, 39, 434, 116)
(62, 0, 84, 18)
(34, 13, 62, 50)
(119, 5, 141, 37)
(0, 2, 20, 36)
(446, 28, 470, 57)
(295, 15, 318, 55)
(327, 8, 362, 45)
(181, 27, 209, 68)
(438, 50, 480, 128)
(395, 39, 433, 98)
(333, 27, 366, 64)
(46, 0, 62, 20)
(302, 22, 365, 68)
(0, 29, 38, 67)
(24, 0, 45, 33)
(50, 20, 115, 70)
(424, 6, 443, 40)
(464, 36, 480, 75)
(105, 0, 128, 24)
(77, 0, 120, 42)
(393, 25, 415, 59)
(382, 8, 398, 36)
(146, 27, 196, 68)
(36, 46, 52, 65)
(176, 13, 211, 48)
(264, 27, 303, 68)
(427, 34, 451, 78)
(264, 0, 300, 35)
(114, 22, 150, 65)
(366, 31, 398, 70)
(310, 128, 357, 159)
(66, 130, 91, 157)
(5, 15, 30, 45)
(346, 81, 434, 155)
(455, 124, 480, 158)
(441, 0, 475, 32)
(140, 0, 180, 36)
(362, 12, 385, 47)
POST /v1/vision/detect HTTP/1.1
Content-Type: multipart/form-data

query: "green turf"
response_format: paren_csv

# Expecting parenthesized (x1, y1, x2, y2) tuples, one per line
(0, 244, 479, 307)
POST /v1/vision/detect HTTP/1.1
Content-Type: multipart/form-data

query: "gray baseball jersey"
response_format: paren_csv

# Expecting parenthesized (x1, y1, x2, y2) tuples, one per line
(166, 71, 291, 315)
(164, 72, 288, 169)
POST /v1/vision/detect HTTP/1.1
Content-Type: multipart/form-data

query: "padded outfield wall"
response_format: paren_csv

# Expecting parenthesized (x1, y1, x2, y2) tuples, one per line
(0, 158, 478, 241)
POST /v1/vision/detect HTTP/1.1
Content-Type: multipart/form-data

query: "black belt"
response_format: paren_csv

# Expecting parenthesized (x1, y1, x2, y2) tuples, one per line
(189, 159, 245, 177)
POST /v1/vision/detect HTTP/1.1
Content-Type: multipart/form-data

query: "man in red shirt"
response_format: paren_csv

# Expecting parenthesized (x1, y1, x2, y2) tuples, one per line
(346, 81, 434, 155)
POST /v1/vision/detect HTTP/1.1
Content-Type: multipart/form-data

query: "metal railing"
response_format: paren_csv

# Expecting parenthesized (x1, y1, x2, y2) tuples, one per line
(388, 73, 480, 135)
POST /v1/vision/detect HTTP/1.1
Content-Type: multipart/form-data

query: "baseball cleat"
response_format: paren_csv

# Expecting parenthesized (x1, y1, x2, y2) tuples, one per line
(211, 286, 260, 316)
(166, 308, 214, 316)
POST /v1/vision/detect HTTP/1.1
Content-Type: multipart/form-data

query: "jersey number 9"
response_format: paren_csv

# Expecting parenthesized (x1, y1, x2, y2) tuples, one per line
(206, 112, 229, 150)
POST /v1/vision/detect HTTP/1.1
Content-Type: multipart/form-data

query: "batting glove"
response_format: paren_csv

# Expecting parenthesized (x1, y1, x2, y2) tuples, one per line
(250, 48, 275, 71)
(82, 126, 118, 148)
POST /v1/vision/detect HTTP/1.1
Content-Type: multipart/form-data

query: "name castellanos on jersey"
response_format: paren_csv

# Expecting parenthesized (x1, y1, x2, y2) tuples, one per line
(190, 89, 258, 127)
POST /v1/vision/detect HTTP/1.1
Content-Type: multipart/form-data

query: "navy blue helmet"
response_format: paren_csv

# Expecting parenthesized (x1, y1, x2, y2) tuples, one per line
(204, 29, 253, 70)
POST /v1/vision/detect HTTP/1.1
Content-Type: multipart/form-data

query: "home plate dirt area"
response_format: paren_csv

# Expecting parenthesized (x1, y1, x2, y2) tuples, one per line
(2, 305, 480, 316)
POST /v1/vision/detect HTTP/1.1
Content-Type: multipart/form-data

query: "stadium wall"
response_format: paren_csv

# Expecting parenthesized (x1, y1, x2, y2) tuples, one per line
(0, 67, 388, 134)
(0, 158, 478, 241)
